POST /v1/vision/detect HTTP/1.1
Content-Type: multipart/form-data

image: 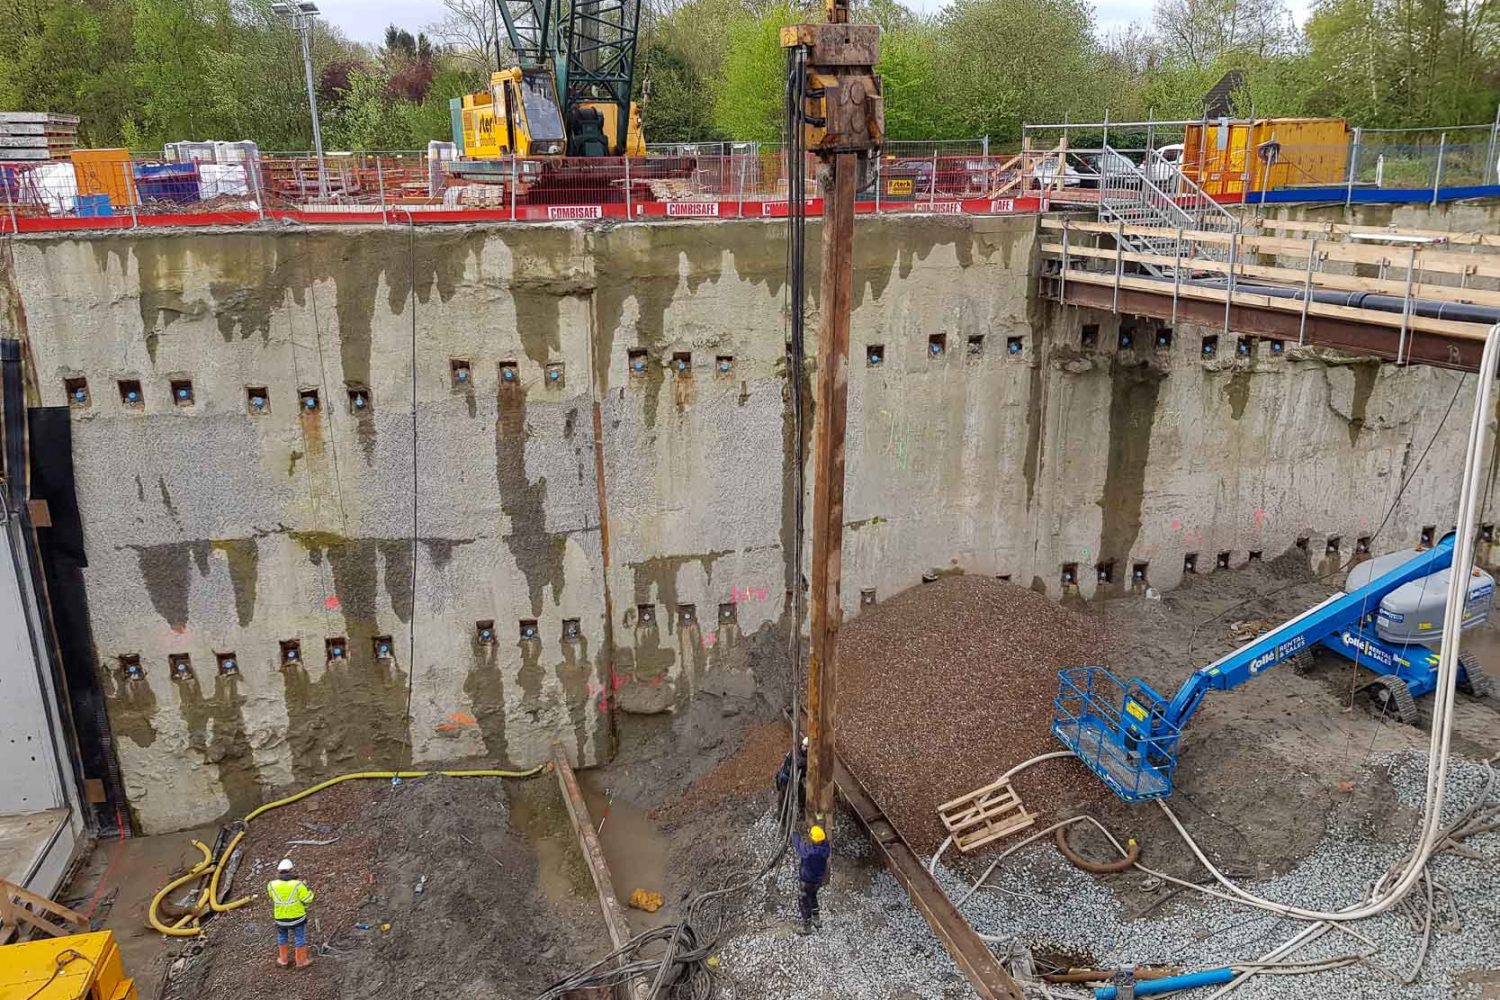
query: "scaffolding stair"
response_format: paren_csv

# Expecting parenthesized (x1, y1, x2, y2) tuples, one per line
(1094, 145, 1240, 278)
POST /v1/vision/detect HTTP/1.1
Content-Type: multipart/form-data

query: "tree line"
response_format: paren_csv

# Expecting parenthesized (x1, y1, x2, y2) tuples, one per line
(2, 0, 1497, 153)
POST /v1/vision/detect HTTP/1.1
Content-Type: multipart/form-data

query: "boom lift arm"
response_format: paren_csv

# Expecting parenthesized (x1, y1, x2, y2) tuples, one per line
(1055, 533, 1476, 801)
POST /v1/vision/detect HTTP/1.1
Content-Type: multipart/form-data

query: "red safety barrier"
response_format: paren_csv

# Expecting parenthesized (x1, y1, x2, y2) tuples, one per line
(0, 153, 1049, 234)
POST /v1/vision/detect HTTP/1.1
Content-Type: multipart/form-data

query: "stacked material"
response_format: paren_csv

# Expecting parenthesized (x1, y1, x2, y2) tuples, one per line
(0, 112, 79, 161)
(838, 575, 1115, 852)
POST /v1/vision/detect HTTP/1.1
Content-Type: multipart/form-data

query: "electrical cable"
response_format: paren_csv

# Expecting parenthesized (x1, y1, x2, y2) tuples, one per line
(21, 948, 93, 1000)
(403, 213, 420, 742)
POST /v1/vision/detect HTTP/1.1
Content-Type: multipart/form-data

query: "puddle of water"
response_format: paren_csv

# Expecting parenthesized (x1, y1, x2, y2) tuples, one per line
(508, 781, 591, 905)
(578, 769, 672, 933)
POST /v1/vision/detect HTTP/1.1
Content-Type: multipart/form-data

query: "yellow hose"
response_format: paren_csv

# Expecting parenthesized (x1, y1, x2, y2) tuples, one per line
(208, 830, 251, 912)
(150, 765, 550, 936)
(148, 840, 215, 938)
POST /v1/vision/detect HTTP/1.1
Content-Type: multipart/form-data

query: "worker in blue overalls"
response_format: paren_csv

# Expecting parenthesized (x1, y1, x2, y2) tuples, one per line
(793, 824, 830, 936)
(267, 858, 316, 968)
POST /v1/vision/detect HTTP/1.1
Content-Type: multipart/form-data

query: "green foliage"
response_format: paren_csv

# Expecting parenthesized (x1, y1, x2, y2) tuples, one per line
(1, 0, 1498, 152)
(711, 2, 800, 143)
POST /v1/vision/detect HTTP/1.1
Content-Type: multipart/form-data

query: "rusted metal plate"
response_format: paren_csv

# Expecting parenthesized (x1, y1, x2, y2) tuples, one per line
(832, 754, 1026, 1000)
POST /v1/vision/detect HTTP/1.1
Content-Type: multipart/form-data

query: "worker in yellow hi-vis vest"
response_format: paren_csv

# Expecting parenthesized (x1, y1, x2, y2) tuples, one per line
(267, 858, 315, 968)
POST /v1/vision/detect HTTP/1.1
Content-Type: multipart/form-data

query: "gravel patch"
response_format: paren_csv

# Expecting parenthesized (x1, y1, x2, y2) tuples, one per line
(839, 576, 1114, 851)
(714, 810, 972, 1000)
(934, 751, 1500, 1000)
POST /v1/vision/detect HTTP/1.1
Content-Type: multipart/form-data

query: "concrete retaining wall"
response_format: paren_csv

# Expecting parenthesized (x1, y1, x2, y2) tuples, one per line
(1, 212, 1490, 832)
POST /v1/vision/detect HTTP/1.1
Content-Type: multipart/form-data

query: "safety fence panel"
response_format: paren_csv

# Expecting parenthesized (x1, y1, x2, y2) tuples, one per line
(1, 152, 1048, 233)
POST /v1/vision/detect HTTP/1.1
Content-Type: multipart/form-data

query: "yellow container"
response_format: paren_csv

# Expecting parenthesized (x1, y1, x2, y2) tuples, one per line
(70, 148, 139, 207)
(0, 931, 137, 1000)
(1184, 118, 1350, 197)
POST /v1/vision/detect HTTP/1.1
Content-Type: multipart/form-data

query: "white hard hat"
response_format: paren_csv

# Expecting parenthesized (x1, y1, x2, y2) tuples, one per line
(278, 858, 295, 873)
(801, 736, 810, 750)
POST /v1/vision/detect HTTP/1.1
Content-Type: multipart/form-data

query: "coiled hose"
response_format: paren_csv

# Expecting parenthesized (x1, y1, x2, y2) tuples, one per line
(148, 765, 549, 937)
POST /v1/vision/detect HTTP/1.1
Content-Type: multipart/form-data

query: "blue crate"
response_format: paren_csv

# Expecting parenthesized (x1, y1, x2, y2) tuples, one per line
(1053, 666, 1181, 802)
(76, 194, 114, 217)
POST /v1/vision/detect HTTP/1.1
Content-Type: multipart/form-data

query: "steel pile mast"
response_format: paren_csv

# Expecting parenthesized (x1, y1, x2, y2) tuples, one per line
(783, 0, 883, 831)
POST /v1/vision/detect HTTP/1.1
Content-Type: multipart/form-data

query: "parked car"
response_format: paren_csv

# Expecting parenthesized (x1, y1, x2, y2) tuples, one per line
(1144, 143, 1185, 188)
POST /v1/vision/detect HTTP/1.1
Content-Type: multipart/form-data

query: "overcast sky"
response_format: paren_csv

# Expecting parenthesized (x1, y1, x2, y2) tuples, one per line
(316, 0, 1185, 43)
(317, 0, 1312, 47)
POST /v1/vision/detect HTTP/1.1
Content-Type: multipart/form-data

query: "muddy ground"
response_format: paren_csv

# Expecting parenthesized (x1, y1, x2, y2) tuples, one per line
(162, 775, 606, 1000)
(72, 555, 1500, 1000)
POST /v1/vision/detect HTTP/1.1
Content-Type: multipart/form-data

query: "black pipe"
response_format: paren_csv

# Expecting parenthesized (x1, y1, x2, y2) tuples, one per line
(1193, 278, 1500, 326)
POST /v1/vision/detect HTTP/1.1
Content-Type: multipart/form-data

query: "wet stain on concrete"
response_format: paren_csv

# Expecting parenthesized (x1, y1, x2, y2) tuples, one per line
(130, 541, 212, 630)
(1098, 359, 1166, 573)
(157, 477, 178, 520)
(464, 638, 509, 764)
(518, 639, 546, 707)
(629, 551, 731, 618)
(134, 475, 144, 502)
(175, 673, 261, 821)
(210, 539, 259, 627)
(379, 539, 414, 624)
(557, 637, 602, 764)
(280, 653, 412, 788)
(1225, 370, 1253, 420)
(102, 666, 158, 749)
(421, 538, 474, 572)
(1347, 363, 1379, 447)
(1022, 361, 1045, 507)
(496, 374, 567, 616)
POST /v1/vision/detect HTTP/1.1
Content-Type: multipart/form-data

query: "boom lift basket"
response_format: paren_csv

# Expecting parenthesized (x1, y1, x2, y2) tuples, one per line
(1053, 666, 1181, 802)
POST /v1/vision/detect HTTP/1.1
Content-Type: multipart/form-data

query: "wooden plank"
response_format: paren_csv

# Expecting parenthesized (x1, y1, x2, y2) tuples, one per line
(1040, 218, 1500, 280)
(1246, 217, 1500, 250)
(832, 755, 1026, 1000)
(0, 879, 87, 940)
(551, 748, 646, 1000)
(1041, 242, 1500, 309)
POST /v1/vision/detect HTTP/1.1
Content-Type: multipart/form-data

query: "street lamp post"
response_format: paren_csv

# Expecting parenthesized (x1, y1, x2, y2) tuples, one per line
(272, 1, 328, 199)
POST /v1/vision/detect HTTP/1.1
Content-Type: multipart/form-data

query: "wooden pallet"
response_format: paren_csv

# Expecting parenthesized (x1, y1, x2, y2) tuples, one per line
(0, 879, 87, 943)
(937, 776, 1037, 853)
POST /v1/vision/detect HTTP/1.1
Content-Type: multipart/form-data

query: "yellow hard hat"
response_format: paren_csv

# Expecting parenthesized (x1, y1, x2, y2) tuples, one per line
(809, 825, 826, 844)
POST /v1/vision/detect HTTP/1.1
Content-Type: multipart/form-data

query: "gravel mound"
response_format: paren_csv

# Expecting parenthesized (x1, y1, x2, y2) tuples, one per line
(838, 575, 1114, 851)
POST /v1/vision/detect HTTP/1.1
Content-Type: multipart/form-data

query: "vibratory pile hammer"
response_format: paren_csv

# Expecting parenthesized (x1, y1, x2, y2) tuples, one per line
(1055, 532, 1495, 802)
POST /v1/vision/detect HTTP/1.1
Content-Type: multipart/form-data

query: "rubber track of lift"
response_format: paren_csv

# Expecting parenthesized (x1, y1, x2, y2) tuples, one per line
(1369, 673, 1420, 725)
(1458, 652, 1495, 698)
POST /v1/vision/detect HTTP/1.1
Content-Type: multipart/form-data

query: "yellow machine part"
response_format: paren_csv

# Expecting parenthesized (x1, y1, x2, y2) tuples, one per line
(460, 68, 645, 158)
(0, 931, 137, 1000)
(1184, 117, 1350, 197)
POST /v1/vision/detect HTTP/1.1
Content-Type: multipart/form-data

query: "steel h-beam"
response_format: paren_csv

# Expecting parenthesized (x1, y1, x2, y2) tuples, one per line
(806, 152, 856, 824)
(783, 2, 883, 835)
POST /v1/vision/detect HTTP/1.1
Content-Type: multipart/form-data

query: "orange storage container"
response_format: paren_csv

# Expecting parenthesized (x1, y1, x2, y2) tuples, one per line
(1184, 118, 1350, 198)
(71, 148, 139, 207)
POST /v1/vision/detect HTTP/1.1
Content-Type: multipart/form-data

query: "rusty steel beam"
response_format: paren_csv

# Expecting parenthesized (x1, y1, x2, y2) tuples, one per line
(832, 754, 1027, 1000)
(805, 151, 859, 830)
(1041, 276, 1486, 371)
(552, 746, 645, 999)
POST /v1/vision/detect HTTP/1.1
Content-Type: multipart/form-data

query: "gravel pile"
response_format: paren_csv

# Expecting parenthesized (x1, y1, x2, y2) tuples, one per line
(934, 751, 1500, 1000)
(714, 810, 972, 1000)
(838, 575, 1114, 851)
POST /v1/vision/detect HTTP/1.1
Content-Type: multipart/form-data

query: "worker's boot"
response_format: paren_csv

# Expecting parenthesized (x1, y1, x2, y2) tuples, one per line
(796, 918, 812, 936)
(294, 946, 312, 968)
(276, 945, 290, 968)
(811, 910, 822, 930)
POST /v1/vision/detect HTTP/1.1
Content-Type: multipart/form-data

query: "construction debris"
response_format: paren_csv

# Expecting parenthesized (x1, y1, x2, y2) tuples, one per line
(838, 575, 1113, 851)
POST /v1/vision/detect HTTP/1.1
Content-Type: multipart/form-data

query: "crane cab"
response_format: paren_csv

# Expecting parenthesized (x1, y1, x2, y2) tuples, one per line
(454, 68, 646, 160)
(456, 68, 567, 159)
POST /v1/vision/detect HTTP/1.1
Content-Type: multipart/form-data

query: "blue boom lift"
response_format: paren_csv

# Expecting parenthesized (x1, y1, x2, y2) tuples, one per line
(1054, 532, 1495, 802)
